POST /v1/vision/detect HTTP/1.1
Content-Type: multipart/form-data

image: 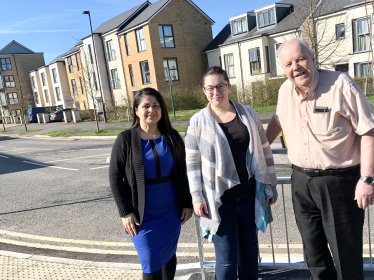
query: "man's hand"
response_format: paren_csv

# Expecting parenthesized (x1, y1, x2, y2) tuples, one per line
(121, 213, 139, 237)
(355, 180, 374, 209)
(180, 208, 193, 225)
(267, 197, 277, 206)
(193, 201, 209, 218)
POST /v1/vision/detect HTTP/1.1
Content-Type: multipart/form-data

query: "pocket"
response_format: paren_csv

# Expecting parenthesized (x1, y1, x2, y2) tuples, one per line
(312, 112, 330, 135)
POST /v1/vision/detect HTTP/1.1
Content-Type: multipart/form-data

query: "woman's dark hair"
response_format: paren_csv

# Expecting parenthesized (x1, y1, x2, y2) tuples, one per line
(131, 88, 185, 161)
(201, 66, 230, 86)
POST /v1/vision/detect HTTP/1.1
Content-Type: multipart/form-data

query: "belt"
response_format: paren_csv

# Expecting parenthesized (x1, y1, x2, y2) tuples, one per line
(292, 164, 360, 177)
(145, 174, 174, 185)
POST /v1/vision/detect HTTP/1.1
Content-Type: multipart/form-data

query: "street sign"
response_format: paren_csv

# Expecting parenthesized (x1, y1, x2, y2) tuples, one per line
(65, 97, 74, 106)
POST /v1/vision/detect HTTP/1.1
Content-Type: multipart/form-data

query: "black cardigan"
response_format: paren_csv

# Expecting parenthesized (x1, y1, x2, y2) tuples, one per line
(109, 127, 192, 226)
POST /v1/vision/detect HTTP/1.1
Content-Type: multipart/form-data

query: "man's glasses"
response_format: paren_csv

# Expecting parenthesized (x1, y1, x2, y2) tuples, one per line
(204, 84, 228, 93)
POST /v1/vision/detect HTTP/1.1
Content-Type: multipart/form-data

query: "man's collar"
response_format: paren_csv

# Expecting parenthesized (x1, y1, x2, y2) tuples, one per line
(294, 69, 319, 98)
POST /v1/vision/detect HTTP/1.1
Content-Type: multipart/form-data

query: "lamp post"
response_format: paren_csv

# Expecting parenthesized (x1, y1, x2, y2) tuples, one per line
(82, 10, 107, 123)
(0, 71, 6, 131)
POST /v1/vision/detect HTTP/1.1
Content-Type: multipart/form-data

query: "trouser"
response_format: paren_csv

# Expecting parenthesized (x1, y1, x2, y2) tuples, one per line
(142, 254, 177, 280)
(213, 191, 258, 280)
(291, 166, 365, 280)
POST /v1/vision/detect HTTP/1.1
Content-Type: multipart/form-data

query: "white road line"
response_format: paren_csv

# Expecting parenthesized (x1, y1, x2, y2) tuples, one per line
(22, 161, 79, 171)
(90, 166, 109, 170)
(0, 155, 9, 158)
(44, 153, 110, 163)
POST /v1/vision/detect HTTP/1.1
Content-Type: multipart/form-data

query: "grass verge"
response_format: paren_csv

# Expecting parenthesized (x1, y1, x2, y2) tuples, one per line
(367, 95, 374, 102)
(254, 105, 277, 114)
(16, 130, 40, 135)
(173, 126, 187, 133)
(42, 130, 77, 137)
(0, 128, 15, 132)
(74, 129, 124, 136)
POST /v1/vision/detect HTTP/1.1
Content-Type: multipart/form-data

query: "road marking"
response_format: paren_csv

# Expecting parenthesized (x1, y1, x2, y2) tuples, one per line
(90, 166, 109, 170)
(22, 161, 79, 171)
(0, 155, 9, 158)
(44, 153, 110, 163)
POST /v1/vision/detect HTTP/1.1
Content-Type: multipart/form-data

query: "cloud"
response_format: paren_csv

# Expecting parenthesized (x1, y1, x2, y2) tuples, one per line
(0, 30, 82, 34)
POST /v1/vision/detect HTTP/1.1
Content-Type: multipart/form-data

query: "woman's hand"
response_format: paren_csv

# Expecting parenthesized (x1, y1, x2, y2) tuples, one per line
(121, 213, 139, 237)
(267, 197, 277, 206)
(180, 208, 193, 225)
(193, 201, 209, 218)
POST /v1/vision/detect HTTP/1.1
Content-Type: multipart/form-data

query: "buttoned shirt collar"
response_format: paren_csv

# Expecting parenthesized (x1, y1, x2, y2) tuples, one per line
(294, 69, 320, 99)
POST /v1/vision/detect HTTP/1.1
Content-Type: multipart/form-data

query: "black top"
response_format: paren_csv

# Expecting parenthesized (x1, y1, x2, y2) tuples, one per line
(218, 114, 255, 201)
(109, 127, 192, 226)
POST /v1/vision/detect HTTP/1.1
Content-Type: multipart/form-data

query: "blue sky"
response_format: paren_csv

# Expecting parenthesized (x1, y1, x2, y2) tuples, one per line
(0, 0, 276, 65)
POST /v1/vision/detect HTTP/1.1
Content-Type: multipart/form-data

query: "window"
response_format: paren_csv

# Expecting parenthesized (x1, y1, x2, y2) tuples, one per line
(111, 69, 120, 89)
(249, 48, 261, 75)
(163, 58, 179, 81)
(4, 75, 15, 87)
(335, 64, 348, 73)
(10, 109, 21, 116)
(106, 40, 115, 61)
(129, 65, 135, 87)
(158, 25, 175, 48)
(336, 23, 345, 40)
(231, 17, 248, 35)
(354, 62, 373, 77)
(75, 101, 81, 110)
(0, 92, 7, 106)
(265, 46, 270, 73)
(7, 93, 18, 105)
(0, 58, 12, 70)
(219, 56, 222, 67)
(258, 9, 276, 28)
(125, 34, 130, 56)
(52, 68, 58, 83)
(88, 44, 94, 64)
(55, 87, 62, 101)
(71, 79, 77, 95)
(275, 43, 282, 51)
(79, 77, 84, 94)
(353, 17, 371, 53)
(34, 92, 40, 104)
(224, 54, 235, 78)
(67, 56, 74, 73)
(92, 71, 98, 91)
(31, 76, 36, 88)
(75, 54, 80, 71)
(136, 28, 146, 52)
(140, 61, 151, 84)
(44, 89, 50, 103)
(41, 73, 46, 86)
(83, 100, 87, 110)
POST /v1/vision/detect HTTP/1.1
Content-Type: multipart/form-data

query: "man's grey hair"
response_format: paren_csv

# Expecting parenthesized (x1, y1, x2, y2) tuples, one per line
(276, 38, 314, 59)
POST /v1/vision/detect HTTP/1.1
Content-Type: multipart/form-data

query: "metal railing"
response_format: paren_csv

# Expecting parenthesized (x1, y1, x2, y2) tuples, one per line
(193, 149, 374, 279)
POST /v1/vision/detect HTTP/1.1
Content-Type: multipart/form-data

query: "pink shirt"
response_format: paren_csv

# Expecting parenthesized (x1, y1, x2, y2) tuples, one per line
(275, 69, 374, 169)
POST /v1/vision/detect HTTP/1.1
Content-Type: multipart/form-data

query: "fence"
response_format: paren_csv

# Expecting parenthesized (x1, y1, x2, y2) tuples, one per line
(193, 149, 373, 279)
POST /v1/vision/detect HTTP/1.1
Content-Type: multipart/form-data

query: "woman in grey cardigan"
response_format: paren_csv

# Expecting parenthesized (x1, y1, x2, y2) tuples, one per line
(185, 66, 277, 280)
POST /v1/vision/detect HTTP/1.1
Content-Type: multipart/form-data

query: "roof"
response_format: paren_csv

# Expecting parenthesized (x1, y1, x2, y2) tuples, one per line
(48, 55, 65, 65)
(122, 0, 214, 33)
(92, 1, 149, 34)
(0, 40, 36, 54)
(60, 41, 83, 58)
(205, 0, 362, 51)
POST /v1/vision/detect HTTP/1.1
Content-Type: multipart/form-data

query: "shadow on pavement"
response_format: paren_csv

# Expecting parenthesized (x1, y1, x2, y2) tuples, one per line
(0, 135, 21, 142)
(0, 152, 45, 175)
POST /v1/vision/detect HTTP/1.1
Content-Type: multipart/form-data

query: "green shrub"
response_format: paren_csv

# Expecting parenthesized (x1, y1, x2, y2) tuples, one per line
(353, 76, 374, 96)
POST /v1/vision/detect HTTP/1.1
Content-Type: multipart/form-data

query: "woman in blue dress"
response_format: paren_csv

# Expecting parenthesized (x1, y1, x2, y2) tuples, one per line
(109, 88, 193, 280)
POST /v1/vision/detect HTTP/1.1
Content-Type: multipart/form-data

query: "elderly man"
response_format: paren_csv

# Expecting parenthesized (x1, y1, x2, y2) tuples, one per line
(266, 38, 374, 280)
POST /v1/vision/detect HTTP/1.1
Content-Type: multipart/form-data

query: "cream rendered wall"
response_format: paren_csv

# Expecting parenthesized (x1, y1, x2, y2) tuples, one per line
(82, 35, 112, 108)
(38, 67, 55, 106)
(49, 62, 70, 108)
(102, 31, 128, 106)
(29, 70, 44, 107)
(219, 43, 240, 86)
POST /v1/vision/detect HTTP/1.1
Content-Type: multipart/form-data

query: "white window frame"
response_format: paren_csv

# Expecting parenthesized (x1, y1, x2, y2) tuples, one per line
(55, 87, 62, 102)
(353, 17, 372, 53)
(231, 17, 248, 35)
(249, 48, 261, 75)
(136, 28, 146, 52)
(224, 54, 235, 78)
(354, 61, 373, 77)
(110, 69, 120, 89)
(125, 34, 130, 56)
(52, 69, 58, 83)
(71, 79, 78, 95)
(257, 8, 276, 28)
(44, 89, 50, 103)
(163, 58, 179, 81)
(140, 61, 151, 85)
(0, 58, 12, 71)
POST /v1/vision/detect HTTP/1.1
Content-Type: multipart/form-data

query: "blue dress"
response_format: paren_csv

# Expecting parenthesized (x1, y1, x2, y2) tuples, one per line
(130, 136, 181, 273)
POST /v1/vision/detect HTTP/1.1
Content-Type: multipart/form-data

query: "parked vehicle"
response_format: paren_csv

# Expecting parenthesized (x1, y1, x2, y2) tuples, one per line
(50, 108, 74, 122)
(27, 106, 63, 122)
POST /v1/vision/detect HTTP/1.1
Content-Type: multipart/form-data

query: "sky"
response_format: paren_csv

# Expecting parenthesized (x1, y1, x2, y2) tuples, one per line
(0, 0, 276, 65)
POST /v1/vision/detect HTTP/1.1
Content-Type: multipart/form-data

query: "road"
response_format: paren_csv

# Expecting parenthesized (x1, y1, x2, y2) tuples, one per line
(0, 136, 373, 268)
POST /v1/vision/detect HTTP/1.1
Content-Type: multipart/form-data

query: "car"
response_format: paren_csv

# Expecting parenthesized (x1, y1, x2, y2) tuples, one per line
(50, 108, 74, 122)
(27, 106, 63, 122)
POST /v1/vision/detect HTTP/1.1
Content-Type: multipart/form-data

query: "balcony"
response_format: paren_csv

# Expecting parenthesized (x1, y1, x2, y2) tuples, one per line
(107, 49, 116, 61)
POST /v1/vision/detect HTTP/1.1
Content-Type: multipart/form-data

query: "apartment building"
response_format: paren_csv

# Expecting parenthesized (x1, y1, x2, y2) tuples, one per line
(62, 43, 90, 110)
(118, 0, 214, 99)
(205, 0, 369, 92)
(0, 40, 44, 117)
